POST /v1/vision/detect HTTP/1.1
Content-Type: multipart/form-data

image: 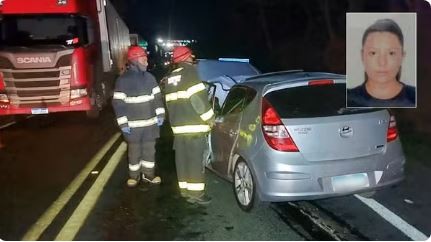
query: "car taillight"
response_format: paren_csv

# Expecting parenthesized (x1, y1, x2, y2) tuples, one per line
(261, 98, 299, 152)
(387, 114, 398, 142)
(308, 79, 334, 86)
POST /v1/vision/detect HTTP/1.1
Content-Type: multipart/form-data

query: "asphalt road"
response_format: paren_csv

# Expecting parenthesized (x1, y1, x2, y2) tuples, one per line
(0, 110, 305, 240)
(0, 109, 430, 241)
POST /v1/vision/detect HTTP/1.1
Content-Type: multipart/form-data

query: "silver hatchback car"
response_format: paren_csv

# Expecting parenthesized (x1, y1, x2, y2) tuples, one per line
(208, 71, 405, 211)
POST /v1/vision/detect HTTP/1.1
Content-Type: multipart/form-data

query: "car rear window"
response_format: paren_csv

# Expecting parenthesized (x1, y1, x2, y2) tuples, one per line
(265, 84, 380, 118)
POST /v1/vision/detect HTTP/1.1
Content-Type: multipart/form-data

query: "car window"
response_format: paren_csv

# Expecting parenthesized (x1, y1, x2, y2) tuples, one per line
(220, 87, 247, 116)
(265, 83, 380, 118)
(244, 87, 257, 108)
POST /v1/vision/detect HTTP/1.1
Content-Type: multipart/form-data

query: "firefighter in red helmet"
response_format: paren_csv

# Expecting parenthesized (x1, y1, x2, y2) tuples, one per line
(164, 46, 215, 204)
(112, 46, 165, 187)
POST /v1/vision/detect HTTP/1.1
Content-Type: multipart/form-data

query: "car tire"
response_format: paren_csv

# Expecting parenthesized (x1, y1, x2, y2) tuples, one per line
(232, 159, 258, 212)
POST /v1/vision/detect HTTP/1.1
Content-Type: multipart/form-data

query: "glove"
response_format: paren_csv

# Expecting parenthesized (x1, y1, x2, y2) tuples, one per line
(121, 127, 131, 134)
(157, 117, 164, 126)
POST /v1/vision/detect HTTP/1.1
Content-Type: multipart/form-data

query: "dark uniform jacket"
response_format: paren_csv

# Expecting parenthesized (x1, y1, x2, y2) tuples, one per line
(164, 62, 214, 135)
(112, 65, 165, 142)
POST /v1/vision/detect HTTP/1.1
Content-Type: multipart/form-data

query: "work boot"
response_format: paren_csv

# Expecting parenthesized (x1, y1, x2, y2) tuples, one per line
(126, 178, 139, 188)
(187, 192, 212, 205)
(142, 174, 162, 184)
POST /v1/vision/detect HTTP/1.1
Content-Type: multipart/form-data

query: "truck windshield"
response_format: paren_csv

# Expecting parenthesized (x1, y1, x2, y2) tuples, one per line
(0, 14, 89, 47)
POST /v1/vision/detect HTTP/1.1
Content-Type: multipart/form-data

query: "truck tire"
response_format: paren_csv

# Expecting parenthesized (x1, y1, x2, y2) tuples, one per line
(86, 89, 102, 119)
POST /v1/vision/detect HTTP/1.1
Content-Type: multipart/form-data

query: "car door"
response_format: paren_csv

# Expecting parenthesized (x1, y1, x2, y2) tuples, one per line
(211, 86, 248, 176)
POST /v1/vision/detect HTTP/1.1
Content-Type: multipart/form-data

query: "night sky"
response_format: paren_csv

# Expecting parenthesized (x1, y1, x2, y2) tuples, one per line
(111, 0, 430, 73)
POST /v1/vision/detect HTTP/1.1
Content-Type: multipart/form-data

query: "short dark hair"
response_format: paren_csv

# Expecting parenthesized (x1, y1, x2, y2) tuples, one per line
(362, 18, 404, 48)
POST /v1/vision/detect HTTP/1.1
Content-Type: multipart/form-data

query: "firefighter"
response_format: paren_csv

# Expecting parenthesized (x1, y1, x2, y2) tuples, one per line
(112, 46, 165, 187)
(164, 46, 215, 205)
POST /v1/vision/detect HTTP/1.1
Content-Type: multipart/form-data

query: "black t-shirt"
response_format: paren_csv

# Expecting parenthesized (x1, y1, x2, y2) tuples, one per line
(347, 82, 415, 108)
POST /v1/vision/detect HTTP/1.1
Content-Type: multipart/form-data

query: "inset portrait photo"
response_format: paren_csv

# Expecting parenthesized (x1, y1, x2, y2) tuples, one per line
(346, 13, 416, 108)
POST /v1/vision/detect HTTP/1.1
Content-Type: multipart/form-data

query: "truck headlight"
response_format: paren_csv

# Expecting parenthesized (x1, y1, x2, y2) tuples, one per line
(70, 88, 87, 99)
(0, 94, 9, 103)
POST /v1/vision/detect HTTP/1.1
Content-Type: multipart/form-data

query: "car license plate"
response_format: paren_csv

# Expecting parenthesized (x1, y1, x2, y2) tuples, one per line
(31, 108, 49, 114)
(332, 173, 369, 192)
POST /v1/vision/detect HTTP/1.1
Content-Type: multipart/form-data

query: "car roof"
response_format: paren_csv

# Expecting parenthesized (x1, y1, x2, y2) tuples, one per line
(197, 59, 260, 81)
(238, 71, 346, 91)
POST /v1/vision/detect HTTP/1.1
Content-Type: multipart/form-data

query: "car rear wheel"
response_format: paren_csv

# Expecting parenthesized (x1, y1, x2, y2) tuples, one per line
(233, 159, 257, 212)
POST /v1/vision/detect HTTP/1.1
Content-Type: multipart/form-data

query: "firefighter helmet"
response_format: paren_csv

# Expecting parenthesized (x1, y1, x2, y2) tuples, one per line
(127, 46, 147, 61)
(172, 46, 193, 63)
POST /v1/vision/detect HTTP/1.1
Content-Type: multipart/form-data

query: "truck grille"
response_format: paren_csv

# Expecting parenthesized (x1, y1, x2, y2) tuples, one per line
(1, 66, 72, 108)
(12, 71, 60, 79)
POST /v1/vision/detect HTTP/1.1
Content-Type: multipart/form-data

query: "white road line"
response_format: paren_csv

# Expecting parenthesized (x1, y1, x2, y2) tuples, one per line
(0, 121, 16, 130)
(354, 194, 429, 241)
(0, 115, 34, 130)
(21, 133, 121, 241)
(55, 142, 127, 241)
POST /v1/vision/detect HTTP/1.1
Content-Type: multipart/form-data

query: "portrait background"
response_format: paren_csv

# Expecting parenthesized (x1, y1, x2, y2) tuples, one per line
(346, 13, 416, 89)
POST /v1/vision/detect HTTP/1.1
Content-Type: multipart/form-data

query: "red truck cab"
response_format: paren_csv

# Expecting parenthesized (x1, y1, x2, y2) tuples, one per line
(0, 0, 129, 117)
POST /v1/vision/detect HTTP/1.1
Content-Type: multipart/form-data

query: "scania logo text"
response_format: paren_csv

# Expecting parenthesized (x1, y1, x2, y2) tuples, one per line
(17, 57, 52, 64)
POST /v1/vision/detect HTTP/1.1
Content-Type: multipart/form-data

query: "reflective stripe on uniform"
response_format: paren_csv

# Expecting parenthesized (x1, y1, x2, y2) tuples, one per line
(165, 83, 206, 102)
(152, 86, 161, 95)
(114, 91, 155, 104)
(155, 107, 165, 115)
(117, 116, 128, 126)
(187, 83, 206, 96)
(140, 160, 155, 169)
(113, 92, 127, 100)
(128, 117, 158, 128)
(124, 94, 154, 104)
(129, 163, 140, 171)
(187, 183, 205, 191)
(165, 91, 186, 102)
(172, 67, 184, 73)
(178, 182, 188, 189)
(200, 108, 214, 121)
(171, 125, 211, 134)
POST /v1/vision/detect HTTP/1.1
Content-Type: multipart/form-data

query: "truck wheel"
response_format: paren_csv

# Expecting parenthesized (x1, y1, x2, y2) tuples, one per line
(86, 85, 105, 119)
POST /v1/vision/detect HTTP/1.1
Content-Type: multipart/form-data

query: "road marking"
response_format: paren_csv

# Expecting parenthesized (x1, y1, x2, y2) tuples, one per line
(354, 194, 429, 241)
(0, 121, 16, 129)
(21, 133, 121, 241)
(0, 115, 34, 130)
(55, 142, 127, 241)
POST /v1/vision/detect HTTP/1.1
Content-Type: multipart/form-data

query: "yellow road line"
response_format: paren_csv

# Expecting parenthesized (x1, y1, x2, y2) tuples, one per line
(22, 133, 121, 241)
(55, 142, 127, 241)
